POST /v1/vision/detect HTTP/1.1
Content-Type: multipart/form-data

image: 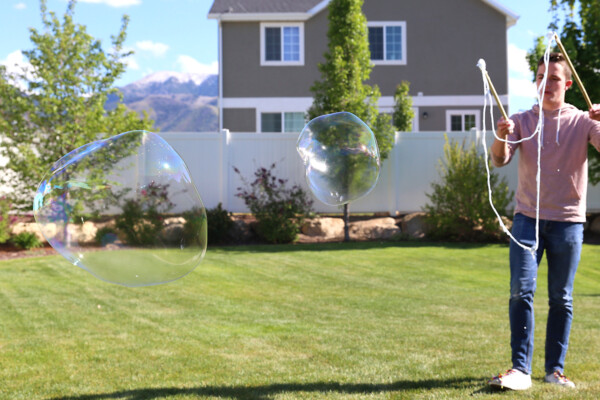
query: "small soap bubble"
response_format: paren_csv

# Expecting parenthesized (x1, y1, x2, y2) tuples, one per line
(33, 130, 207, 287)
(296, 112, 380, 206)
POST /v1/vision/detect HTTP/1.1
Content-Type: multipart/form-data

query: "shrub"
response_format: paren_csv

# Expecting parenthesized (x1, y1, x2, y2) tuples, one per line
(11, 232, 43, 250)
(423, 135, 513, 242)
(0, 196, 16, 244)
(204, 203, 233, 245)
(182, 207, 208, 246)
(95, 226, 119, 246)
(235, 163, 313, 244)
(114, 181, 174, 246)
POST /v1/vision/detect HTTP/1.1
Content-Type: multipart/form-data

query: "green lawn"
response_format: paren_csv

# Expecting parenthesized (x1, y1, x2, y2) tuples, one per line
(1, 242, 599, 399)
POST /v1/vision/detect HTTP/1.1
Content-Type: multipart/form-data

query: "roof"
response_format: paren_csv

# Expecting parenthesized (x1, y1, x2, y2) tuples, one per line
(208, 0, 518, 27)
(208, 0, 324, 14)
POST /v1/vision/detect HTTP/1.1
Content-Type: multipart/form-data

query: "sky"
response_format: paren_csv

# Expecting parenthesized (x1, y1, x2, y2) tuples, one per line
(0, 0, 561, 113)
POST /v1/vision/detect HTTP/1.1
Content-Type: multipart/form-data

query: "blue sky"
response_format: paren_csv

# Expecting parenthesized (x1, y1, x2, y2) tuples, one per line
(1, 0, 558, 112)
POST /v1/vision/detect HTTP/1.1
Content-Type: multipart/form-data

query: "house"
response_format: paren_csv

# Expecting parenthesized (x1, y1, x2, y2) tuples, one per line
(208, 0, 518, 133)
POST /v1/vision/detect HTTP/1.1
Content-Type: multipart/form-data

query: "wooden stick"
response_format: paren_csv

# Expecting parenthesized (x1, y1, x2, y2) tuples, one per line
(553, 33, 593, 110)
(483, 70, 509, 121)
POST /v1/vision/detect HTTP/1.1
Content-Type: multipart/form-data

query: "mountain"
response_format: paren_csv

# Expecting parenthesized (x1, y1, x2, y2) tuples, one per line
(107, 71, 219, 132)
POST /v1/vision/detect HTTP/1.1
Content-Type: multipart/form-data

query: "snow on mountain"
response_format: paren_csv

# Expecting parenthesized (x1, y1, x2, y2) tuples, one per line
(132, 71, 212, 88)
(105, 71, 219, 132)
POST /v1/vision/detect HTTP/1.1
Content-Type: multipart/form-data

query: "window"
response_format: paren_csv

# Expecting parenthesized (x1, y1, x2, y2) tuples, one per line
(261, 112, 305, 132)
(446, 110, 480, 131)
(367, 22, 406, 64)
(261, 23, 304, 66)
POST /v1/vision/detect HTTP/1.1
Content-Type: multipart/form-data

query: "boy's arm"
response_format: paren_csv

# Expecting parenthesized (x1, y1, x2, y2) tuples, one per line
(490, 117, 515, 167)
(589, 104, 600, 151)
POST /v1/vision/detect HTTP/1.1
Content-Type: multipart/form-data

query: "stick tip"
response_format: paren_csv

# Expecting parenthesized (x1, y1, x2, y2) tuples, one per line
(476, 58, 486, 70)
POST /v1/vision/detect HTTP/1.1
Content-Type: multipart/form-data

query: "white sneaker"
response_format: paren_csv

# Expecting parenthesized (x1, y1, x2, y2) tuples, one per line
(544, 371, 575, 388)
(488, 369, 532, 390)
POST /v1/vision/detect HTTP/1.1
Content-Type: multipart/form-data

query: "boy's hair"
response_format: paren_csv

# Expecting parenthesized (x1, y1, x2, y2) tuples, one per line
(538, 52, 572, 80)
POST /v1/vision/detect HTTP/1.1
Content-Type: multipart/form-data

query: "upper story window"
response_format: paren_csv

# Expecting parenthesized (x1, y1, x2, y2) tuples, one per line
(261, 23, 304, 66)
(367, 22, 406, 65)
(446, 110, 479, 131)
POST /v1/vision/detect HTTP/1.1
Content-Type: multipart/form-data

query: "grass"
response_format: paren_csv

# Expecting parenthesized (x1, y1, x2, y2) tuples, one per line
(0, 241, 599, 399)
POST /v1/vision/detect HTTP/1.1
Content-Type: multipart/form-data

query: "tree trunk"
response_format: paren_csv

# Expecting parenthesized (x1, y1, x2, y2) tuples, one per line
(343, 203, 350, 242)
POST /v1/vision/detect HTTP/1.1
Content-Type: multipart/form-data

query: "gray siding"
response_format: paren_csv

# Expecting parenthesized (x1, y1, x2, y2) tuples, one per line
(363, 0, 508, 96)
(223, 108, 256, 132)
(221, 11, 328, 98)
(221, 0, 508, 99)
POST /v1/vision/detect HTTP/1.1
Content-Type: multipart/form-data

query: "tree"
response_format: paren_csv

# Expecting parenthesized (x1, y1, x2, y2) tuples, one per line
(526, 0, 600, 183)
(0, 0, 154, 210)
(392, 81, 415, 132)
(308, 0, 395, 241)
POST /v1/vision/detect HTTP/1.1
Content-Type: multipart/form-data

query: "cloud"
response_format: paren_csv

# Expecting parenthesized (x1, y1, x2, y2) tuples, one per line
(125, 56, 140, 70)
(14, 2, 26, 10)
(508, 43, 534, 79)
(1, 50, 31, 75)
(78, 0, 141, 7)
(176, 55, 218, 75)
(509, 77, 537, 98)
(507, 43, 538, 104)
(0, 50, 35, 91)
(136, 41, 169, 57)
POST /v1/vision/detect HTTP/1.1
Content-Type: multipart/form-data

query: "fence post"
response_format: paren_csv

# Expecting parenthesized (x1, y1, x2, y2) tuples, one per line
(220, 129, 230, 210)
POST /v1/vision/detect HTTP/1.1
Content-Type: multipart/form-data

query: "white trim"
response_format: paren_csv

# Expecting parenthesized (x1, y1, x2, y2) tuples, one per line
(223, 95, 509, 109)
(481, 0, 519, 27)
(260, 22, 305, 66)
(307, 0, 330, 15)
(412, 106, 419, 132)
(367, 21, 407, 65)
(379, 94, 509, 107)
(445, 109, 481, 131)
(223, 97, 314, 109)
(208, 12, 311, 22)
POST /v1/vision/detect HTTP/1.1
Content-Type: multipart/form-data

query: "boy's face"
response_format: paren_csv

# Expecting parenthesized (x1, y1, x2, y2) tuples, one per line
(536, 62, 573, 109)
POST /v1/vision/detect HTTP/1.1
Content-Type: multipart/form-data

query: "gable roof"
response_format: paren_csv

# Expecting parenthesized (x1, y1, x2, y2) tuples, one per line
(208, 0, 518, 26)
(209, 0, 324, 14)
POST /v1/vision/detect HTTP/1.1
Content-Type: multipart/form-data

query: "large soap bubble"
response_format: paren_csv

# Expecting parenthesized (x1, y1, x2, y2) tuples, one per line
(33, 130, 207, 287)
(297, 112, 381, 205)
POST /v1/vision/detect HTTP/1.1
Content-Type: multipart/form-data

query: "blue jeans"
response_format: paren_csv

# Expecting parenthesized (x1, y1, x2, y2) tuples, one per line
(509, 213, 583, 375)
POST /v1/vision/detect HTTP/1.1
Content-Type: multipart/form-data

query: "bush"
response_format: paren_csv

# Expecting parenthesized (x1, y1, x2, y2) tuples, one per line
(114, 181, 174, 246)
(182, 207, 208, 246)
(0, 196, 16, 244)
(235, 163, 313, 244)
(95, 226, 119, 246)
(11, 232, 43, 250)
(204, 203, 233, 245)
(423, 135, 513, 242)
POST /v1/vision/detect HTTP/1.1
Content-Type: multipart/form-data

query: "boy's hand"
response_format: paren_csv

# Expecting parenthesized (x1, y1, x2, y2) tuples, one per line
(589, 104, 600, 121)
(497, 117, 514, 139)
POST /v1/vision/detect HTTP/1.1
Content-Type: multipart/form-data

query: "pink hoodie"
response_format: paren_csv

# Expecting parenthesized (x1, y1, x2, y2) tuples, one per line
(493, 104, 600, 222)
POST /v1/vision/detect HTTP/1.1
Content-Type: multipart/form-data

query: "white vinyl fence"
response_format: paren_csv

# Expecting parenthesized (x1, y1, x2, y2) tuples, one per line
(160, 130, 600, 215)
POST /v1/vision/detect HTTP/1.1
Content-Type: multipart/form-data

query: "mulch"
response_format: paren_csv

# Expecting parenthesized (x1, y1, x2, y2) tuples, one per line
(0, 243, 58, 261)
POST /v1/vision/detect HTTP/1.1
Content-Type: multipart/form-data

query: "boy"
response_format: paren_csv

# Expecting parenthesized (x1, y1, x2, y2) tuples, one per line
(488, 53, 600, 390)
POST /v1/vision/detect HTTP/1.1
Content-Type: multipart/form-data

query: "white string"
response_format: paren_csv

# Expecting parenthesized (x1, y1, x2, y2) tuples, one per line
(477, 32, 556, 258)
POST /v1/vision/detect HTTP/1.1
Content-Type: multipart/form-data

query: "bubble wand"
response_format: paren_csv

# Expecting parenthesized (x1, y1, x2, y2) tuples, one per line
(553, 33, 593, 110)
(476, 59, 509, 121)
